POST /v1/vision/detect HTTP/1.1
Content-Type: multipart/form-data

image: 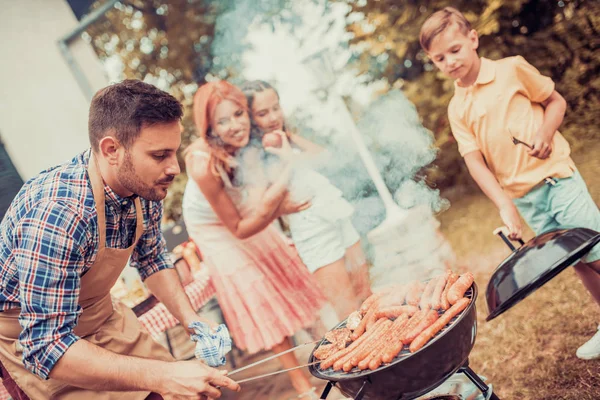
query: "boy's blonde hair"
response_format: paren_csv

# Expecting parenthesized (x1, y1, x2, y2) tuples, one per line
(419, 7, 472, 52)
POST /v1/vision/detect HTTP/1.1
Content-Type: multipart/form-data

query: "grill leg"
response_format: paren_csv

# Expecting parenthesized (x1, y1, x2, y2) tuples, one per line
(460, 365, 500, 400)
(320, 381, 334, 399)
(354, 380, 368, 400)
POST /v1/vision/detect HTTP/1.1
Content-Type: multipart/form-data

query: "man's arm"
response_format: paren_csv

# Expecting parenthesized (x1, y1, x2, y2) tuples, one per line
(14, 201, 87, 379)
(130, 202, 210, 330)
(464, 151, 523, 239)
(144, 268, 212, 332)
(49, 339, 240, 396)
(529, 90, 567, 159)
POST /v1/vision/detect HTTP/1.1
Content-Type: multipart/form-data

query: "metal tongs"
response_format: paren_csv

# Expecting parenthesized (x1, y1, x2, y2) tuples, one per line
(509, 129, 556, 186)
(227, 340, 320, 384)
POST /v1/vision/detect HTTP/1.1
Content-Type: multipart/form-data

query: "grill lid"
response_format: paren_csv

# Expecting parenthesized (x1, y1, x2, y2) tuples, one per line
(486, 227, 600, 321)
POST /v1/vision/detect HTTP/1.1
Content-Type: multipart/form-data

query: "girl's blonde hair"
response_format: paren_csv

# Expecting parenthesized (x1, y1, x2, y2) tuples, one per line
(185, 80, 249, 180)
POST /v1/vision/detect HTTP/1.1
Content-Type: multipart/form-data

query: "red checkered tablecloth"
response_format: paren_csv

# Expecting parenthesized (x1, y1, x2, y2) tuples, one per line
(137, 268, 216, 340)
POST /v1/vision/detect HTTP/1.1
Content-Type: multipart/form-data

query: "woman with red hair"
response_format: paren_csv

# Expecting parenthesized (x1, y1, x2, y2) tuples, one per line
(182, 80, 326, 397)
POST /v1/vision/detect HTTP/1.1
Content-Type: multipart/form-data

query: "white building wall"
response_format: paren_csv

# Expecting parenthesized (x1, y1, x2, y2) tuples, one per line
(0, 0, 108, 180)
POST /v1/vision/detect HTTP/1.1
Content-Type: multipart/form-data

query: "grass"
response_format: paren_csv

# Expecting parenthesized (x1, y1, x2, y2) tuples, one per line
(438, 141, 600, 400)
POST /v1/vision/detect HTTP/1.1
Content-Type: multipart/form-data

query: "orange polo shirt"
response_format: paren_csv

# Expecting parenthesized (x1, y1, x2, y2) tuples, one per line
(448, 56, 575, 198)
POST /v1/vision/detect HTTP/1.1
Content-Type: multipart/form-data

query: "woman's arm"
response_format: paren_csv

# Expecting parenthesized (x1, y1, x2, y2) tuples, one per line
(288, 132, 325, 154)
(188, 155, 308, 239)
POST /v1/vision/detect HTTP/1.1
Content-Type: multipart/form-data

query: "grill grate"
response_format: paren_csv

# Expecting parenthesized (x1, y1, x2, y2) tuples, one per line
(311, 285, 475, 380)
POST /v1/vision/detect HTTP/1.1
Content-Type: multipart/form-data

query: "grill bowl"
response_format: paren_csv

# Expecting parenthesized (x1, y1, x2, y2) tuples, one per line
(308, 283, 478, 400)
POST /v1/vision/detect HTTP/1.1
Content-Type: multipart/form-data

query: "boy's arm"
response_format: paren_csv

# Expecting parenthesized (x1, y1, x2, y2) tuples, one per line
(513, 56, 567, 160)
(529, 90, 567, 160)
(464, 151, 523, 240)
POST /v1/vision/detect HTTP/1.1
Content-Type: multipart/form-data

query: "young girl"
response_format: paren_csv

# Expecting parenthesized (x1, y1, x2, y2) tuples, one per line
(182, 80, 326, 397)
(241, 80, 372, 321)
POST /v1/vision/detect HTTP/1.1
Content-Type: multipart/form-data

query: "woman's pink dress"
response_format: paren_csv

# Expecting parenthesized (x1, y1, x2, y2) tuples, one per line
(182, 152, 326, 353)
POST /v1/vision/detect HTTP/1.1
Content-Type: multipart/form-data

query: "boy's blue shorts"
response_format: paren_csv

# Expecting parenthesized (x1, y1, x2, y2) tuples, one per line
(513, 170, 600, 263)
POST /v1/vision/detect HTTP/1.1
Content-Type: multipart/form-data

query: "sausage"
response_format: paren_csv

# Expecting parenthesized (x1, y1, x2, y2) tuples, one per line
(359, 287, 393, 315)
(319, 318, 386, 370)
(430, 271, 450, 310)
(342, 319, 392, 371)
(357, 314, 408, 370)
(447, 272, 475, 305)
(381, 310, 427, 363)
(356, 320, 396, 371)
(441, 273, 459, 310)
(400, 309, 439, 345)
(344, 319, 391, 371)
(335, 318, 387, 371)
(352, 302, 377, 340)
(367, 314, 409, 370)
(365, 307, 379, 331)
(375, 305, 419, 319)
(325, 318, 384, 371)
(409, 297, 471, 353)
(419, 277, 438, 310)
(379, 284, 409, 307)
(405, 281, 425, 306)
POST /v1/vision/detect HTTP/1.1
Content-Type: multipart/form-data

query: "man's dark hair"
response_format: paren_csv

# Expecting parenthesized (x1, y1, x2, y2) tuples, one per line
(88, 79, 183, 151)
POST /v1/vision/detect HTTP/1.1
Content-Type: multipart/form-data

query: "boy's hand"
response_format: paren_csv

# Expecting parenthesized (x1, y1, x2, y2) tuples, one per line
(529, 131, 553, 159)
(499, 202, 523, 240)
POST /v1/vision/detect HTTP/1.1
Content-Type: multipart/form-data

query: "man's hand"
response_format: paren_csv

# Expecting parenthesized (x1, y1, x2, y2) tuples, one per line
(499, 202, 523, 240)
(159, 360, 240, 399)
(528, 131, 553, 159)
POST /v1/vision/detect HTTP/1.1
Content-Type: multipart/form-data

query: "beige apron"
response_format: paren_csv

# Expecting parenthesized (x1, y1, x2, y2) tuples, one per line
(0, 154, 174, 399)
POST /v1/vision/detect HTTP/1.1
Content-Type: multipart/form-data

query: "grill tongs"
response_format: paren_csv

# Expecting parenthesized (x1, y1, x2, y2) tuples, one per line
(226, 340, 320, 384)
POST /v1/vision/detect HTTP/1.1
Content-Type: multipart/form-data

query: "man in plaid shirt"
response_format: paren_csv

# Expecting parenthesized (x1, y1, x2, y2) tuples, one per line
(0, 80, 239, 399)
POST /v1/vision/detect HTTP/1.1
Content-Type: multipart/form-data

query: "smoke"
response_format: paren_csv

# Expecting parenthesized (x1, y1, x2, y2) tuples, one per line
(211, 0, 455, 289)
(316, 89, 450, 236)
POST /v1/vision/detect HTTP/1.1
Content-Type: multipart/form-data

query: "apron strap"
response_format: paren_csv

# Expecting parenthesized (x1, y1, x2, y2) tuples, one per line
(132, 196, 144, 246)
(87, 152, 106, 251)
(88, 151, 145, 250)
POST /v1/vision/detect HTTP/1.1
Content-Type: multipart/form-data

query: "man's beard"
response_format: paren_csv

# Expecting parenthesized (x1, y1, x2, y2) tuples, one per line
(117, 152, 170, 202)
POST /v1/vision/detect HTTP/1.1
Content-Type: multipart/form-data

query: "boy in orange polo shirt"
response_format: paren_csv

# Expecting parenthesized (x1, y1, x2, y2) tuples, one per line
(420, 7, 600, 360)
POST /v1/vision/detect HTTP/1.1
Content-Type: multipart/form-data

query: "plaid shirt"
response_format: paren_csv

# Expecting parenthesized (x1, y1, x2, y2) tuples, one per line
(0, 149, 173, 379)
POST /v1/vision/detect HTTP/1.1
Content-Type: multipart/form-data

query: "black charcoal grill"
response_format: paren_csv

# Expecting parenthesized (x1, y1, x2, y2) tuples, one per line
(308, 283, 499, 400)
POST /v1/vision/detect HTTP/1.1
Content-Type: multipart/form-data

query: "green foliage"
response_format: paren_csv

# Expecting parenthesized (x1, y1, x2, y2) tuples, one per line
(85, 0, 599, 220)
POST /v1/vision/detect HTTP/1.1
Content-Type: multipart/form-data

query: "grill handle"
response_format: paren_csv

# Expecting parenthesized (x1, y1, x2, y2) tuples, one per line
(493, 227, 525, 251)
